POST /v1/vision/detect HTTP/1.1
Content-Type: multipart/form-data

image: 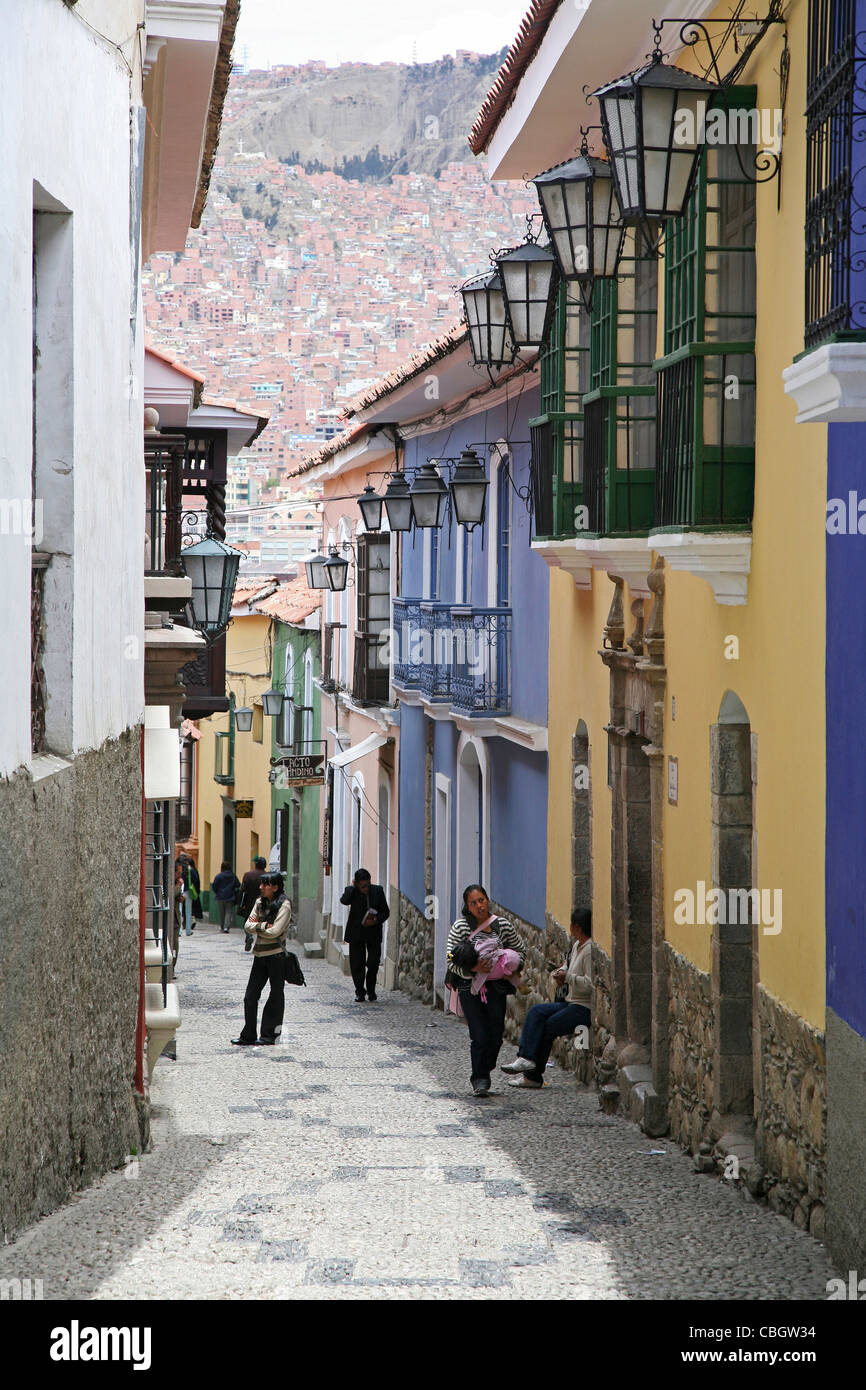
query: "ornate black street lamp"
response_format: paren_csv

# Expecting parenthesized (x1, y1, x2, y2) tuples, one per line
(532, 144, 625, 302)
(179, 534, 243, 639)
(234, 705, 253, 733)
(382, 472, 414, 532)
(358, 483, 383, 532)
(495, 240, 559, 348)
(262, 687, 284, 718)
(303, 551, 330, 589)
(460, 267, 518, 368)
(409, 462, 449, 530)
(449, 448, 489, 530)
(592, 43, 717, 223)
(323, 547, 350, 592)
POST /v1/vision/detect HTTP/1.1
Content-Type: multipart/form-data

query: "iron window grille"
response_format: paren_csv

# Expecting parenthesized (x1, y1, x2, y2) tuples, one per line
(654, 97, 757, 529)
(805, 0, 863, 348)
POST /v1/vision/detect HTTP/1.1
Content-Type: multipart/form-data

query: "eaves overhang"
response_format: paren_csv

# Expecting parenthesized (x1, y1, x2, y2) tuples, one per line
(142, 1, 230, 259)
(481, 0, 720, 179)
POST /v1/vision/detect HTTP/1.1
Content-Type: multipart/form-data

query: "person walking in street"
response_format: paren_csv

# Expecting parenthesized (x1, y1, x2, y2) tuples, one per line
(501, 907, 593, 1089)
(231, 872, 291, 1046)
(186, 855, 203, 925)
(212, 861, 241, 933)
(175, 856, 193, 937)
(341, 868, 390, 1001)
(446, 884, 526, 1097)
(239, 856, 267, 923)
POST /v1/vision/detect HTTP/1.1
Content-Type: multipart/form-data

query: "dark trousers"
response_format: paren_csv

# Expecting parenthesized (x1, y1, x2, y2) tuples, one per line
(519, 1001, 591, 1082)
(349, 937, 381, 997)
(459, 986, 508, 1085)
(239, 954, 285, 1042)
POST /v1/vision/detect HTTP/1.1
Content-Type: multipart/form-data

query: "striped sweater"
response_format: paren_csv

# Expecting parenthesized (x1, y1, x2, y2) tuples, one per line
(446, 916, 526, 986)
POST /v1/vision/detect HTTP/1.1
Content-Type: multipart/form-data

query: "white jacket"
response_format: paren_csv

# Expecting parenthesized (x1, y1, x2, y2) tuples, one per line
(565, 938, 592, 1004)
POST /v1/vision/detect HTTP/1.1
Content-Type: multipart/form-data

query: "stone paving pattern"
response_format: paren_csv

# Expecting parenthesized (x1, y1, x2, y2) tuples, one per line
(0, 925, 838, 1300)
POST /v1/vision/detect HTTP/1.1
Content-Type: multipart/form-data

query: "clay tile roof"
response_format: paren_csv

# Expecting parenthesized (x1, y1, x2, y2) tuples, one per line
(192, 0, 241, 228)
(255, 574, 323, 626)
(469, 0, 564, 155)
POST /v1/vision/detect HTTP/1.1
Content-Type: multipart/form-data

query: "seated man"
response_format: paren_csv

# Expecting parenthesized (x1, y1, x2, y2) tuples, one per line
(501, 907, 592, 1089)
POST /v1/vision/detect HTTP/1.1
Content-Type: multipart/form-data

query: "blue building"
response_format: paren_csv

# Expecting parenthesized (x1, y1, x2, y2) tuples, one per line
(384, 334, 551, 1005)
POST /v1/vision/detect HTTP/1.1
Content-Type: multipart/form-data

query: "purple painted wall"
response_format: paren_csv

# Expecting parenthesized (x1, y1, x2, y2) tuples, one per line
(826, 424, 866, 1039)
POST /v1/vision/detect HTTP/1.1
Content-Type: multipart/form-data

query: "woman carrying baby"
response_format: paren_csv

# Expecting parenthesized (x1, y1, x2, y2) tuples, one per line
(446, 884, 526, 1097)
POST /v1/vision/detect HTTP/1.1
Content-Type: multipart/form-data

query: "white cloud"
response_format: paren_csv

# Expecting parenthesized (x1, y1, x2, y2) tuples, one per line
(234, 0, 529, 69)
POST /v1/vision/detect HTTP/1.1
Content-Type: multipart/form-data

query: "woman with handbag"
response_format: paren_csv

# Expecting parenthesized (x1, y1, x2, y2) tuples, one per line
(231, 872, 292, 1047)
(446, 884, 526, 1097)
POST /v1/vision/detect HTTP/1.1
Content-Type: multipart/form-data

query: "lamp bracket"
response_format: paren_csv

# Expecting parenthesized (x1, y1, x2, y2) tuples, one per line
(649, 14, 786, 85)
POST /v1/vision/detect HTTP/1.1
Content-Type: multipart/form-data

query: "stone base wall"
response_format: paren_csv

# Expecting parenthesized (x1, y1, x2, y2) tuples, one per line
(666, 947, 714, 1153)
(826, 1007, 866, 1269)
(396, 893, 433, 1003)
(0, 730, 143, 1241)
(756, 985, 825, 1234)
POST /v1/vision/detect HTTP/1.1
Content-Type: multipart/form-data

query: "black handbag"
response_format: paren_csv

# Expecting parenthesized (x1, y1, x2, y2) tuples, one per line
(283, 950, 306, 987)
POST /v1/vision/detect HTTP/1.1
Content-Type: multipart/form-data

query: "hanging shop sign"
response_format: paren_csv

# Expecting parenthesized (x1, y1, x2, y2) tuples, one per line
(234, 799, 254, 818)
(270, 753, 325, 786)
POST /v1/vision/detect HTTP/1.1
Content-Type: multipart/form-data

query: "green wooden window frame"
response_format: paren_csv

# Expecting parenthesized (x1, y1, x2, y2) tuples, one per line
(583, 230, 658, 534)
(654, 86, 757, 530)
(531, 284, 588, 539)
(214, 697, 235, 784)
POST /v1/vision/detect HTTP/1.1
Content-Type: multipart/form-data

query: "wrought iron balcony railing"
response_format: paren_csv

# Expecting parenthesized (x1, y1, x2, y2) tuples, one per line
(450, 607, 511, 717)
(392, 598, 423, 689)
(393, 599, 511, 716)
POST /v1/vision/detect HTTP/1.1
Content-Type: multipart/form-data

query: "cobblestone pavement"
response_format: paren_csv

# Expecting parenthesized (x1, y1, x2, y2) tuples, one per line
(1, 925, 838, 1301)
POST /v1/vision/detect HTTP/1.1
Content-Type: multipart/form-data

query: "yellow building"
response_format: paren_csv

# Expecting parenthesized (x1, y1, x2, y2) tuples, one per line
(472, 0, 826, 1229)
(196, 579, 277, 911)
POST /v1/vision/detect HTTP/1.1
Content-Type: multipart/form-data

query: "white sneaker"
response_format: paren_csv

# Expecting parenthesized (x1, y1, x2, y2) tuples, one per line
(501, 1057, 534, 1074)
(508, 1075, 543, 1088)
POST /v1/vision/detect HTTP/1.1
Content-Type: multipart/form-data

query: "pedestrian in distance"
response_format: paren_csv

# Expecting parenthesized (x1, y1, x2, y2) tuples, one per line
(446, 885, 526, 1097)
(501, 907, 593, 1089)
(212, 860, 241, 932)
(175, 855, 193, 937)
(239, 855, 267, 923)
(186, 855, 203, 924)
(341, 868, 390, 1001)
(231, 872, 292, 1046)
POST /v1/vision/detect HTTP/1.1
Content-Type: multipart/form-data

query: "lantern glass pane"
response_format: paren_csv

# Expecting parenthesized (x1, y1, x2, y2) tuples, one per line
(452, 480, 487, 526)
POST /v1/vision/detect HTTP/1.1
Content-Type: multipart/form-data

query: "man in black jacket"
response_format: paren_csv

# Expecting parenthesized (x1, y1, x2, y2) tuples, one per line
(340, 868, 390, 1002)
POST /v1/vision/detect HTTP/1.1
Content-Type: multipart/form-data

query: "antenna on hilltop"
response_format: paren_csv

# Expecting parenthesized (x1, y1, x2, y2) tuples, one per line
(412, 40, 417, 65)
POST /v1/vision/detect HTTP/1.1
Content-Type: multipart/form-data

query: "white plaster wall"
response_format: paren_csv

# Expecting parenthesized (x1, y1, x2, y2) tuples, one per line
(0, 0, 146, 777)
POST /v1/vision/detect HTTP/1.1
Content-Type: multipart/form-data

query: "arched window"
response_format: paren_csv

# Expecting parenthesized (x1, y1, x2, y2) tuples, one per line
(303, 647, 314, 749)
(281, 643, 295, 748)
(487, 441, 511, 608)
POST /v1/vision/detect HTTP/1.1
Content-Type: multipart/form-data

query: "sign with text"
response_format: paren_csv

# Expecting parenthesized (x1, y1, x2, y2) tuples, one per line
(234, 800, 254, 818)
(271, 753, 325, 787)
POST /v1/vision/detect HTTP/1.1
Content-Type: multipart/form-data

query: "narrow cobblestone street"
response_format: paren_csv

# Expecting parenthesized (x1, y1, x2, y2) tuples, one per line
(1, 926, 836, 1301)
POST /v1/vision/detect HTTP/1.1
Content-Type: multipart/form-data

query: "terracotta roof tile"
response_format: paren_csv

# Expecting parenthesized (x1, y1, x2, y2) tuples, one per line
(469, 0, 564, 154)
(255, 574, 323, 626)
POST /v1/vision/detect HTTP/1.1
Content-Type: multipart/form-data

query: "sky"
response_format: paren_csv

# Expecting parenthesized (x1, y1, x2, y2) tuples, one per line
(234, 0, 531, 70)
